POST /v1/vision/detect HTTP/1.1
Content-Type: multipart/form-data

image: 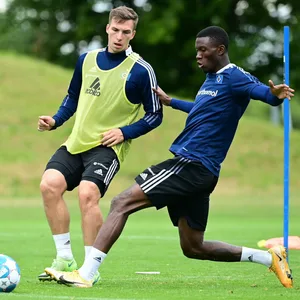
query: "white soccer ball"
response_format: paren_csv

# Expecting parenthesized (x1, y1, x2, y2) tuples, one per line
(0, 254, 21, 293)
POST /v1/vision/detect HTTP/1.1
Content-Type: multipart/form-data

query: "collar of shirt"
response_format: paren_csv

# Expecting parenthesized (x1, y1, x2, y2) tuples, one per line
(105, 45, 133, 60)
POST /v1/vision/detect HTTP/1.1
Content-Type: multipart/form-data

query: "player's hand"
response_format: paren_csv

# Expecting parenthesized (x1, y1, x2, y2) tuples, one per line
(269, 80, 295, 100)
(37, 116, 55, 131)
(152, 86, 172, 106)
(101, 128, 124, 147)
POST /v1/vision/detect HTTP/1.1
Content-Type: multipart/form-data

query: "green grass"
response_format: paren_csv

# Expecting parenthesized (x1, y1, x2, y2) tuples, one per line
(0, 195, 299, 300)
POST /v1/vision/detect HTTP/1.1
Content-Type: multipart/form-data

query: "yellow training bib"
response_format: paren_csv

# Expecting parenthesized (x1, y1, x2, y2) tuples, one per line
(65, 49, 141, 162)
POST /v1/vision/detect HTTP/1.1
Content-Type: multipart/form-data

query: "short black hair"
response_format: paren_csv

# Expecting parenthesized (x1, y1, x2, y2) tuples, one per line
(196, 26, 229, 51)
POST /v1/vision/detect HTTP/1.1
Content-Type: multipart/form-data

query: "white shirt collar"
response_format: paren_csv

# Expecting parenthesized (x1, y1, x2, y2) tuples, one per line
(216, 63, 235, 73)
(125, 46, 133, 56)
(104, 45, 133, 56)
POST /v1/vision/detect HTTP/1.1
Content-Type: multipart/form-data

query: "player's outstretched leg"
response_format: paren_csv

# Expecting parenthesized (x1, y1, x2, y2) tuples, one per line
(268, 245, 293, 288)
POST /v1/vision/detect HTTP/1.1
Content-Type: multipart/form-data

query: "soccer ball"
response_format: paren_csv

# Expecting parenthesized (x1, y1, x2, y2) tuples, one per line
(0, 254, 21, 293)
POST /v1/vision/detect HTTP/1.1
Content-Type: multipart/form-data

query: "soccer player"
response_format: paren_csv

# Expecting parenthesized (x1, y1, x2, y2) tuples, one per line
(37, 6, 162, 283)
(45, 26, 294, 288)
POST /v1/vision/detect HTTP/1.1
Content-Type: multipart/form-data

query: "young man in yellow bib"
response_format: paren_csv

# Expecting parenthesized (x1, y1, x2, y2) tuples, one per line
(37, 6, 162, 284)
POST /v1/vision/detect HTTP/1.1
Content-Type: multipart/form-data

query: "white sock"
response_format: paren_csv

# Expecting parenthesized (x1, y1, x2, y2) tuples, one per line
(78, 247, 107, 281)
(84, 246, 92, 260)
(241, 247, 272, 267)
(53, 233, 73, 260)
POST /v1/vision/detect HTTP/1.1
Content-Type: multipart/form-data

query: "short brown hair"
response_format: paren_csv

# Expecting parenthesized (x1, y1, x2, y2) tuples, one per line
(109, 6, 139, 30)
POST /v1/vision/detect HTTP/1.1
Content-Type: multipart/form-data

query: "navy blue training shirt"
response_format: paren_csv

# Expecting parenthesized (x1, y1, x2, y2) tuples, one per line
(169, 64, 283, 176)
(52, 46, 162, 140)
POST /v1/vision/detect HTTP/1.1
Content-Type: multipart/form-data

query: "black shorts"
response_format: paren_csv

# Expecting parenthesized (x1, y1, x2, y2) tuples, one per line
(46, 145, 120, 196)
(135, 156, 218, 231)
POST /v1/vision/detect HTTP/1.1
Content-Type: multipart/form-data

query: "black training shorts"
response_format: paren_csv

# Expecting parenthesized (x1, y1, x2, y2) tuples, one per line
(135, 156, 218, 231)
(45, 145, 120, 196)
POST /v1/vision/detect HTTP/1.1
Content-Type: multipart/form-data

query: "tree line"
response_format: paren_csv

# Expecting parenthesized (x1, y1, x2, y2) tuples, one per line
(1, 0, 300, 126)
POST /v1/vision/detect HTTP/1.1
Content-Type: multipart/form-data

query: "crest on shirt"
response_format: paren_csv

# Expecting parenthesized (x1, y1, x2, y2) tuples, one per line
(121, 69, 130, 79)
(215, 75, 223, 84)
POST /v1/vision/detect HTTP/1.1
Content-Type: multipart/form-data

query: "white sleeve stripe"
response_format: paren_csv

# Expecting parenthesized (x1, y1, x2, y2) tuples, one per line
(137, 58, 159, 112)
(137, 58, 161, 112)
(63, 95, 69, 106)
(145, 115, 154, 122)
(145, 114, 159, 124)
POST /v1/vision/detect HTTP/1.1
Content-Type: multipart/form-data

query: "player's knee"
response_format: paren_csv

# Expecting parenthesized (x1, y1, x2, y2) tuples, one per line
(110, 194, 132, 216)
(40, 176, 64, 197)
(181, 242, 206, 259)
(40, 170, 66, 196)
(78, 181, 101, 211)
(78, 191, 99, 212)
(109, 185, 146, 217)
(110, 195, 126, 211)
(181, 245, 195, 259)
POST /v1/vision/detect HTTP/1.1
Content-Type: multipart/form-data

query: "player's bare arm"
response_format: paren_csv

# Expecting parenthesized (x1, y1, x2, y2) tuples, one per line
(268, 80, 295, 100)
(37, 116, 55, 131)
(101, 128, 124, 147)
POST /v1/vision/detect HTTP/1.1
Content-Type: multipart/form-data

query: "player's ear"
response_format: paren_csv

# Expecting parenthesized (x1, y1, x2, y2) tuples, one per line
(106, 24, 110, 34)
(217, 45, 226, 56)
(130, 30, 136, 40)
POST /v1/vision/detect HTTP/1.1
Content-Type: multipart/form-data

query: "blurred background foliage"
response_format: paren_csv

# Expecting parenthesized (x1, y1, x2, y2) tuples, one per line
(1, 0, 300, 126)
(1, 0, 300, 197)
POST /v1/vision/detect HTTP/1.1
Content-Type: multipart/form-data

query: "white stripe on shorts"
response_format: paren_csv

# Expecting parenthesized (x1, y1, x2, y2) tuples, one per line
(140, 157, 190, 193)
(104, 159, 118, 186)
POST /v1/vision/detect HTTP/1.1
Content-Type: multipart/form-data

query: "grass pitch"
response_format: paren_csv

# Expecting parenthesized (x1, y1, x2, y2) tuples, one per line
(0, 193, 299, 300)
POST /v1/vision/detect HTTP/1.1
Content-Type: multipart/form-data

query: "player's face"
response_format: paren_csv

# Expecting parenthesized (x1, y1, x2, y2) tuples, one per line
(195, 37, 224, 73)
(106, 18, 136, 53)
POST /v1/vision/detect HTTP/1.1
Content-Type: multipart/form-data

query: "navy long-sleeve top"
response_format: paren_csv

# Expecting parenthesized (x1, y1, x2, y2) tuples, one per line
(169, 64, 283, 176)
(52, 46, 162, 140)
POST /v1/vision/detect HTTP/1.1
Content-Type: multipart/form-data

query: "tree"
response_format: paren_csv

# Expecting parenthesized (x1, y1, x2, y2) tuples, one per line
(2, 0, 300, 99)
